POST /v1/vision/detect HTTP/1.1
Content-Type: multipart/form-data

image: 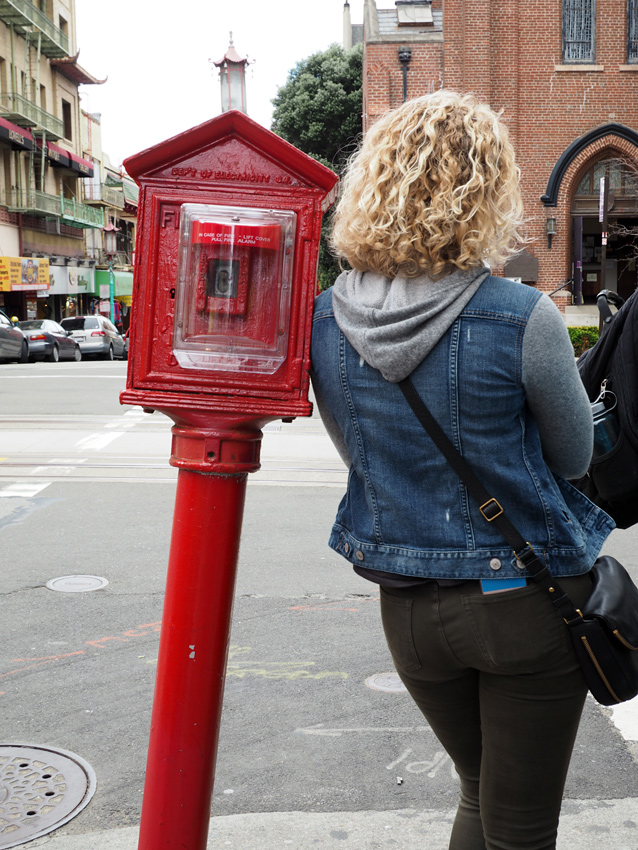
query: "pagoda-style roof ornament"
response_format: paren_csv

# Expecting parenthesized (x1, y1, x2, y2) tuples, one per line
(51, 51, 107, 86)
(212, 33, 248, 68)
(210, 34, 251, 115)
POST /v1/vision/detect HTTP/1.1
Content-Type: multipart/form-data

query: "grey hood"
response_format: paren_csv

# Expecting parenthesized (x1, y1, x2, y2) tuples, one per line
(331, 266, 490, 383)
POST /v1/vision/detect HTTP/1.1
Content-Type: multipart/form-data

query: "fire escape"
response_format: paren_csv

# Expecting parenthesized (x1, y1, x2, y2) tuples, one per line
(0, 0, 102, 228)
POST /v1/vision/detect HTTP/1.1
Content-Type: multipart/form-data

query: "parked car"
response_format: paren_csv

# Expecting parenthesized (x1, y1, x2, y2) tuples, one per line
(17, 319, 82, 362)
(0, 309, 27, 363)
(60, 315, 126, 360)
(122, 329, 129, 361)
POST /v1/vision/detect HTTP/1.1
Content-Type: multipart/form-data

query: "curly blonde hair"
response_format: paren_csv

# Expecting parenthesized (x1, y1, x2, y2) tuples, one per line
(331, 90, 526, 278)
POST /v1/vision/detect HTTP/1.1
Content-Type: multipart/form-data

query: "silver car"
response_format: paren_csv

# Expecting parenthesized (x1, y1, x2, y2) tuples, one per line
(17, 319, 82, 362)
(0, 309, 27, 363)
(60, 315, 126, 360)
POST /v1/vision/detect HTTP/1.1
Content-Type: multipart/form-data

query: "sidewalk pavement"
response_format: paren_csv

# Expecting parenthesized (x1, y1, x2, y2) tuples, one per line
(28, 799, 638, 850)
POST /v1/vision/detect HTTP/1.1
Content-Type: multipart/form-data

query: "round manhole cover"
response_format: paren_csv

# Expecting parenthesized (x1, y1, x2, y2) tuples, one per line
(0, 743, 96, 848)
(365, 672, 407, 693)
(45, 575, 109, 593)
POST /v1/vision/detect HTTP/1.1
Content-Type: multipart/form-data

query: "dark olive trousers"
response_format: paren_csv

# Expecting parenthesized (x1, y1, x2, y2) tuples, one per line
(380, 574, 593, 850)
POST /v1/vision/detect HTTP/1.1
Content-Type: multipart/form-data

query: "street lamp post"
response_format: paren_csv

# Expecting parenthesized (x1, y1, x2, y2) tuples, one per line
(103, 221, 119, 324)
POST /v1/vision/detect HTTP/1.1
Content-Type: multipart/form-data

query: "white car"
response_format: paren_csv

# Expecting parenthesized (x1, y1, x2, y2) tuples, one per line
(60, 315, 126, 360)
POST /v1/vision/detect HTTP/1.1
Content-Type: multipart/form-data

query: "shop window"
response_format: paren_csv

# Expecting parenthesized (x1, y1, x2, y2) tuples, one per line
(629, 0, 638, 61)
(62, 99, 72, 140)
(563, 0, 596, 62)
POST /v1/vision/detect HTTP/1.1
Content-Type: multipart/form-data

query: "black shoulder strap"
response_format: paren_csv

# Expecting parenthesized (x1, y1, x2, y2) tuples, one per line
(397, 377, 583, 623)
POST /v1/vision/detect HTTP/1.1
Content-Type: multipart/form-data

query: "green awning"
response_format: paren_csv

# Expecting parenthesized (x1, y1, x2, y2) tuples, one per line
(95, 269, 134, 297)
(122, 180, 139, 206)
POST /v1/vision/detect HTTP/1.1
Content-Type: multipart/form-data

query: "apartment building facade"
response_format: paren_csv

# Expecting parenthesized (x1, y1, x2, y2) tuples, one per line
(361, 0, 638, 317)
(0, 0, 136, 328)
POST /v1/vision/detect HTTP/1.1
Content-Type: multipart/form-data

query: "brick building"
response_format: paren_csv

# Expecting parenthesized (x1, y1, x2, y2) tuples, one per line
(359, 0, 638, 318)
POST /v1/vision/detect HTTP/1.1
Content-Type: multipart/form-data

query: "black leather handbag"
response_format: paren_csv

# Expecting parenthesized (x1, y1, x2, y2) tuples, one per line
(398, 377, 638, 706)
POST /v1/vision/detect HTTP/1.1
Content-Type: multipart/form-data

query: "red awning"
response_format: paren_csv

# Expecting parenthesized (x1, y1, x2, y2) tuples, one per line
(34, 141, 93, 176)
(36, 140, 71, 168)
(0, 116, 34, 151)
(68, 151, 94, 177)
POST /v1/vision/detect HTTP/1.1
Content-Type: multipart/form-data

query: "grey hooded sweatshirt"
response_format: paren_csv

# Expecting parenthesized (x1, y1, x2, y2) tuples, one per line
(313, 267, 594, 482)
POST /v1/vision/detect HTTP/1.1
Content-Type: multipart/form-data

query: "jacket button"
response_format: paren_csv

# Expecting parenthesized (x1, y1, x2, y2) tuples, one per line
(355, 550, 365, 561)
(489, 558, 502, 571)
(344, 542, 350, 554)
(515, 560, 526, 570)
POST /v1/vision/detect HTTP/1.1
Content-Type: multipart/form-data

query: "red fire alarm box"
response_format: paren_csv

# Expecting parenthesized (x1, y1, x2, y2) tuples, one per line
(173, 203, 297, 375)
(120, 110, 338, 422)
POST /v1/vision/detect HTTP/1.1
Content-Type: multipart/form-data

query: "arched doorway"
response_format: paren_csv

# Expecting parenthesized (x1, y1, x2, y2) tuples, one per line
(571, 156, 638, 303)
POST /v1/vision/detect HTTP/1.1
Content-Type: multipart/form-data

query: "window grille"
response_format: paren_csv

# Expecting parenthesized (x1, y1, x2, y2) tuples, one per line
(563, 0, 596, 62)
(629, 0, 638, 61)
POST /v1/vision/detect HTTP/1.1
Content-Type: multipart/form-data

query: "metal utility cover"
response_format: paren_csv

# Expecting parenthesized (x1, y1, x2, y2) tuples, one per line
(365, 672, 408, 693)
(0, 743, 96, 848)
(45, 575, 109, 593)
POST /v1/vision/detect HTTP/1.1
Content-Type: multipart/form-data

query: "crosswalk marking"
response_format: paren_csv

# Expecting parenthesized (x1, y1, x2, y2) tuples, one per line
(75, 432, 124, 451)
(0, 482, 51, 498)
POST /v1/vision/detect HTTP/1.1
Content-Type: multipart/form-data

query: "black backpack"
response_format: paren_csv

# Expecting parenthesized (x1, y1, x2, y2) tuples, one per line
(572, 290, 638, 528)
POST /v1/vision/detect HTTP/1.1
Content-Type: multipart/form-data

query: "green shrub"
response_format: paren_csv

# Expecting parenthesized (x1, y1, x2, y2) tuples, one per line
(568, 325, 599, 357)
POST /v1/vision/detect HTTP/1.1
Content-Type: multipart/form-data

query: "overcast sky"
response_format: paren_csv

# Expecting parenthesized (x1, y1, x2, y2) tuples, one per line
(74, 0, 362, 170)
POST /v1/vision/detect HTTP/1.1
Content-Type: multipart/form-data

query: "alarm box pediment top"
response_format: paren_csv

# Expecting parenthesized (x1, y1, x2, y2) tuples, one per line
(121, 111, 339, 421)
(124, 110, 338, 210)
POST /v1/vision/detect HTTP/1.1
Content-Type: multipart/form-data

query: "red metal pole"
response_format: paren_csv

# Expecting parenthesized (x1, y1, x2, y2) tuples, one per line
(137, 465, 248, 850)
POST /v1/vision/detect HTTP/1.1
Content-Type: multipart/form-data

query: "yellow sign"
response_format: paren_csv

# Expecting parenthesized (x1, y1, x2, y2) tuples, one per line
(0, 256, 50, 291)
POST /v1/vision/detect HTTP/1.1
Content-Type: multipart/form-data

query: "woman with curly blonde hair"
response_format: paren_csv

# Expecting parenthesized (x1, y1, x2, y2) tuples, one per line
(311, 91, 612, 850)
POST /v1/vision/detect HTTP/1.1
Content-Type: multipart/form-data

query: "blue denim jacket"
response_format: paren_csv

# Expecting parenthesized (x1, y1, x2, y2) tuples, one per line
(311, 276, 614, 580)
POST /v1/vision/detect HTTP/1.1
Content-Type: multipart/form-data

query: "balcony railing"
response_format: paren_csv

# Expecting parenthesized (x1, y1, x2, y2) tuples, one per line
(6, 190, 104, 227)
(61, 197, 104, 228)
(0, 0, 69, 58)
(7, 188, 61, 216)
(83, 183, 125, 210)
(84, 246, 134, 267)
(0, 91, 64, 138)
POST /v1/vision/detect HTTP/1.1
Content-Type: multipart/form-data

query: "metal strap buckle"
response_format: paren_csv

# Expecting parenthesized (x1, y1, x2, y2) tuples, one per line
(513, 543, 536, 565)
(480, 498, 503, 522)
(564, 609, 584, 625)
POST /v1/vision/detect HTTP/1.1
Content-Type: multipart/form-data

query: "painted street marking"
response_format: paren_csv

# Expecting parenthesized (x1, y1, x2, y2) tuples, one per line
(0, 482, 51, 497)
(50, 458, 87, 464)
(0, 652, 86, 681)
(75, 432, 124, 451)
(386, 747, 454, 778)
(144, 644, 349, 680)
(289, 602, 362, 612)
(104, 420, 137, 430)
(386, 748, 414, 770)
(0, 621, 163, 693)
(226, 665, 347, 680)
(30, 466, 76, 476)
(295, 724, 432, 737)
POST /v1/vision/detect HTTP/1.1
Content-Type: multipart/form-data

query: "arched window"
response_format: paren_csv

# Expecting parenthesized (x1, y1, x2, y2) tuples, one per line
(574, 158, 638, 215)
(563, 0, 596, 62)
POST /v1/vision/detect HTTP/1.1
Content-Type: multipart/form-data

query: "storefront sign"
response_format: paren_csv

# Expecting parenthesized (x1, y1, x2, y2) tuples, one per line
(48, 265, 94, 295)
(0, 257, 50, 291)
